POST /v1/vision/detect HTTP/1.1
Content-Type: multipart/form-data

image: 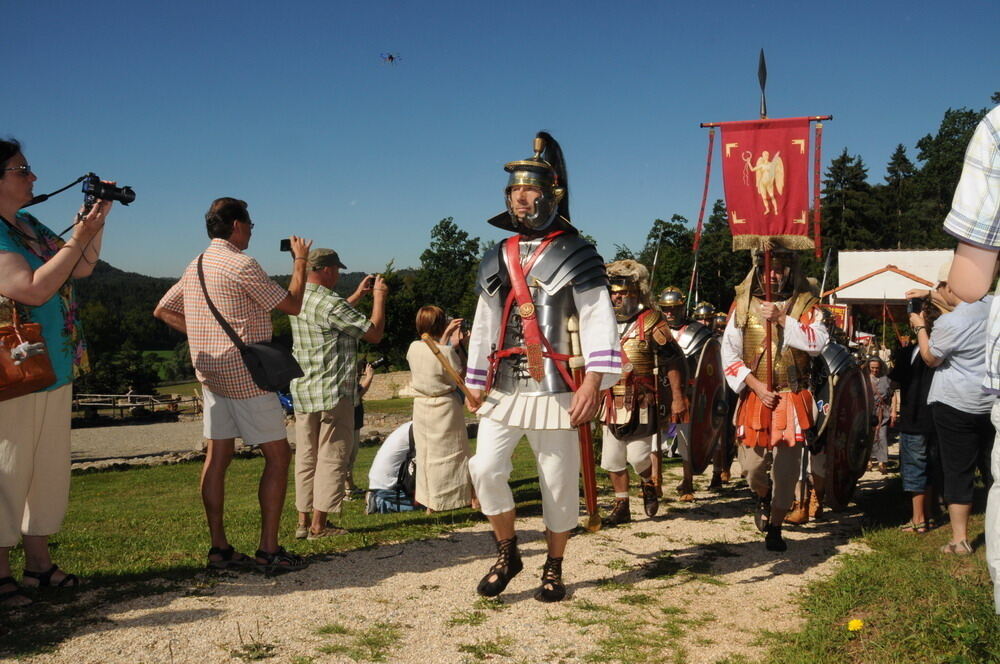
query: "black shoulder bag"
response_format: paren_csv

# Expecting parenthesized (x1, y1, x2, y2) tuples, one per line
(197, 255, 303, 392)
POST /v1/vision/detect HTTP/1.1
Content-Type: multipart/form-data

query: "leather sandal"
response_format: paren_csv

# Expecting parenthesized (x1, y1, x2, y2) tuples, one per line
(21, 564, 80, 588)
(207, 545, 256, 570)
(0, 576, 31, 608)
(533, 556, 566, 602)
(477, 535, 523, 597)
(254, 546, 309, 573)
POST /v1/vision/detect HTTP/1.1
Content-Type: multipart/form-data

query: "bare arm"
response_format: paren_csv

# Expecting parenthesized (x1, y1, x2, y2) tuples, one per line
(908, 311, 942, 367)
(950, 240, 998, 302)
(667, 365, 689, 422)
(358, 363, 375, 395)
(568, 370, 602, 427)
(0, 202, 110, 305)
(274, 235, 312, 315)
(361, 275, 388, 343)
(347, 274, 375, 306)
(153, 305, 187, 334)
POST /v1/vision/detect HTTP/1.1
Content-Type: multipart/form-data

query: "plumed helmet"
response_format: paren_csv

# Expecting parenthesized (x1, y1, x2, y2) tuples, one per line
(694, 302, 717, 319)
(656, 286, 686, 309)
(488, 131, 571, 234)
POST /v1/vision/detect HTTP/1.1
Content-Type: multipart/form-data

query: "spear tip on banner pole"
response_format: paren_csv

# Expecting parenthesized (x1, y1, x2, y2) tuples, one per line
(758, 48, 767, 119)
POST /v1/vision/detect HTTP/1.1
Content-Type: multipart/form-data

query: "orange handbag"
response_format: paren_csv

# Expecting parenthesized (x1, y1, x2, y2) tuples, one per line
(0, 304, 56, 402)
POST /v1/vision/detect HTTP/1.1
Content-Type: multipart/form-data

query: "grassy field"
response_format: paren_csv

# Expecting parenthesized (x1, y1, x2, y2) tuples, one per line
(1, 445, 997, 663)
(753, 480, 999, 664)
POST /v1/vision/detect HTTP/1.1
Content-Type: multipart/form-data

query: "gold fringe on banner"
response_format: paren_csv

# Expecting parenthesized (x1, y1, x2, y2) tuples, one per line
(732, 234, 815, 252)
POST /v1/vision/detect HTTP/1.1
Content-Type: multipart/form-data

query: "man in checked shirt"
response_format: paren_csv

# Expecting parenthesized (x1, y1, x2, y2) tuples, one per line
(155, 197, 312, 573)
(937, 104, 1000, 613)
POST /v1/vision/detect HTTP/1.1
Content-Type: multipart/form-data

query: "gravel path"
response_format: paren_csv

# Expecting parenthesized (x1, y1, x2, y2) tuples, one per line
(15, 462, 882, 664)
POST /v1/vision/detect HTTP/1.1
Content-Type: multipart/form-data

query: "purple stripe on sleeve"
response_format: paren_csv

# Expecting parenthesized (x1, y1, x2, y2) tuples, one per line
(588, 349, 619, 359)
(586, 361, 621, 371)
(467, 367, 488, 377)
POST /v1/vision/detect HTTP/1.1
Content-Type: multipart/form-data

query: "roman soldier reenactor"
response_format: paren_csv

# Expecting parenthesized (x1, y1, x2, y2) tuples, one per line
(656, 287, 727, 500)
(720, 248, 827, 551)
(599, 260, 688, 525)
(464, 132, 620, 602)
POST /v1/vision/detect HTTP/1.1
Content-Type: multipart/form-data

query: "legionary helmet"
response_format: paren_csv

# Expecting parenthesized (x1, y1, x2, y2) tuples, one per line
(713, 310, 728, 333)
(750, 246, 796, 299)
(487, 131, 572, 234)
(693, 301, 716, 322)
(607, 259, 651, 322)
(656, 286, 687, 326)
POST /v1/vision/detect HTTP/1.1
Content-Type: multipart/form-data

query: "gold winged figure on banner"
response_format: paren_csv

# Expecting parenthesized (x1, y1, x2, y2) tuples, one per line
(742, 150, 785, 214)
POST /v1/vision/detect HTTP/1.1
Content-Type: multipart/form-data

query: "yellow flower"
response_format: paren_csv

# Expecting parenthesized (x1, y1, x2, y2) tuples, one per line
(847, 619, 864, 632)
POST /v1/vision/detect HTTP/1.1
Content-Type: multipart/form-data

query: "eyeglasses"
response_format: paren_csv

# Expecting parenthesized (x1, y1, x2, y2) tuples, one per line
(2, 165, 32, 176)
(239, 219, 255, 229)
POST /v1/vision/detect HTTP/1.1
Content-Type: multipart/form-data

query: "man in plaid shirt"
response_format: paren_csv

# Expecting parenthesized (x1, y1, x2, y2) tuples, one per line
(289, 248, 387, 539)
(942, 104, 1000, 614)
(155, 197, 312, 572)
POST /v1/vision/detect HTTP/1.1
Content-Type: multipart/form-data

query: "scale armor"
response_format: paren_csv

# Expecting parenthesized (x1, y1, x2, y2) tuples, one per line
(740, 295, 817, 392)
(604, 309, 685, 440)
(478, 234, 607, 395)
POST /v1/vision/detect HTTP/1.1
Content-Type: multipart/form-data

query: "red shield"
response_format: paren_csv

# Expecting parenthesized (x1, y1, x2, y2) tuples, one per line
(687, 337, 727, 474)
(822, 363, 874, 510)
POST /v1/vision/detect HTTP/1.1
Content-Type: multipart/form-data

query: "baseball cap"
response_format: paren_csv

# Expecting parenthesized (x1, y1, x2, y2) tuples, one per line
(308, 248, 347, 270)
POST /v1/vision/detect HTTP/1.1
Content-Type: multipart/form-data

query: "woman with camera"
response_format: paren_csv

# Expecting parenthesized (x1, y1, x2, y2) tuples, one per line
(406, 306, 474, 512)
(0, 139, 113, 607)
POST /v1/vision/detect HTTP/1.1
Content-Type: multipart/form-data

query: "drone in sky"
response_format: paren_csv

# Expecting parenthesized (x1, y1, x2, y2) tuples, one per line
(380, 52, 402, 65)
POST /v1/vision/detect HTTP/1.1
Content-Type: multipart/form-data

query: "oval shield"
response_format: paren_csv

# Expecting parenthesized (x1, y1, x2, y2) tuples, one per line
(822, 362, 874, 510)
(687, 337, 727, 474)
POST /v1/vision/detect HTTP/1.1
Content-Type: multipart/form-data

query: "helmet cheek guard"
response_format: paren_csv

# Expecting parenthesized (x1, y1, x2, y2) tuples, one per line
(505, 185, 564, 231)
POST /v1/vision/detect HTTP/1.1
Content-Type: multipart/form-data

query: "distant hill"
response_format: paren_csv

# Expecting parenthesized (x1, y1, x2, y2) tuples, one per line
(73, 260, 408, 353)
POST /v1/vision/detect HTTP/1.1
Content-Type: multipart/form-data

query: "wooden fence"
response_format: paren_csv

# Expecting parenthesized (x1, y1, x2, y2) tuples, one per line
(73, 392, 202, 419)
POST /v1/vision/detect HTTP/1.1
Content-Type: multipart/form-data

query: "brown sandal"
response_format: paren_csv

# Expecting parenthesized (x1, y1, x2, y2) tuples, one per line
(21, 564, 80, 588)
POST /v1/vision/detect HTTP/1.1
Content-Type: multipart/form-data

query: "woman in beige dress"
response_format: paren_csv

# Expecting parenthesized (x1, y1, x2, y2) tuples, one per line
(406, 306, 472, 512)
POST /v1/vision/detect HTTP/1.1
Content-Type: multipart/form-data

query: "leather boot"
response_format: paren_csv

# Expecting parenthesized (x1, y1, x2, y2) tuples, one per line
(807, 488, 823, 520)
(605, 498, 632, 526)
(477, 535, 523, 597)
(764, 525, 787, 552)
(784, 495, 810, 525)
(640, 481, 659, 517)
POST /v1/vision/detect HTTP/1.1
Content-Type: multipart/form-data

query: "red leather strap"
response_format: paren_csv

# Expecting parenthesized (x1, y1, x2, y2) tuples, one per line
(502, 232, 563, 381)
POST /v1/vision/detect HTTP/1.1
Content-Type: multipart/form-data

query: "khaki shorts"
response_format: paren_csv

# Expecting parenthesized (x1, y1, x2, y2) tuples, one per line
(203, 387, 287, 445)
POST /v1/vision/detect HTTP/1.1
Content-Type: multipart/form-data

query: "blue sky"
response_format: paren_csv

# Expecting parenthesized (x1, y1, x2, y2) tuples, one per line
(6, 0, 997, 277)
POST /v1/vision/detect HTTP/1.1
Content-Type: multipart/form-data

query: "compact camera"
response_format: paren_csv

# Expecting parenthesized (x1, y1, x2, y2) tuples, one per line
(906, 296, 926, 314)
(82, 173, 135, 206)
(370, 356, 388, 370)
(280, 238, 292, 252)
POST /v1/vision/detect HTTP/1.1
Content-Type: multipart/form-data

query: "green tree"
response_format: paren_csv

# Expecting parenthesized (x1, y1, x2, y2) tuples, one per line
(691, 200, 752, 311)
(413, 218, 481, 320)
(882, 144, 917, 248)
(638, 215, 694, 296)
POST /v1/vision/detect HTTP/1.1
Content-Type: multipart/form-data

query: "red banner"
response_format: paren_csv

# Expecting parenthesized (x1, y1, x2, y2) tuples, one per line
(719, 117, 814, 251)
(821, 304, 848, 333)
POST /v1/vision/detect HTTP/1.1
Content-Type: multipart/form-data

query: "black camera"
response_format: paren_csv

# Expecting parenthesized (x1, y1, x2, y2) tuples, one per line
(907, 296, 925, 314)
(280, 238, 292, 252)
(370, 357, 387, 369)
(82, 173, 135, 206)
